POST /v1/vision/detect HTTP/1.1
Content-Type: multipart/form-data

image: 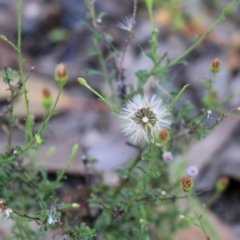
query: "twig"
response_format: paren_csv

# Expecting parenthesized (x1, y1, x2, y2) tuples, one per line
(13, 209, 40, 221)
(137, 189, 211, 202)
(173, 114, 208, 139)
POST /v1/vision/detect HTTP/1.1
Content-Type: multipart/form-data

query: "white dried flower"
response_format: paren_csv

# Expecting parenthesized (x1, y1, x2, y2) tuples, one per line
(0, 200, 12, 220)
(207, 110, 212, 119)
(117, 16, 133, 32)
(47, 204, 59, 226)
(3, 208, 12, 220)
(120, 94, 171, 144)
(12, 149, 18, 155)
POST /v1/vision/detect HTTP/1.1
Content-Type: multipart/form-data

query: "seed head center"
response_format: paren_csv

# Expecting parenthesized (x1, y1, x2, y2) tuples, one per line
(132, 108, 157, 127)
(142, 116, 149, 123)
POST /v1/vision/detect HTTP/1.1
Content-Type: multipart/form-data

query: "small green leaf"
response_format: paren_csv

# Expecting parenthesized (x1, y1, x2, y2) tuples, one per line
(86, 68, 102, 76)
(0, 68, 17, 82)
(88, 49, 98, 56)
(135, 70, 150, 89)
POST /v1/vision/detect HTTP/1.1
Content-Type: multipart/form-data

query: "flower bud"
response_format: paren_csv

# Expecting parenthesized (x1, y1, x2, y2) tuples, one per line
(71, 203, 80, 208)
(55, 63, 68, 86)
(42, 87, 52, 112)
(216, 177, 229, 192)
(78, 78, 88, 86)
(159, 129, 170, 143)
(180, 176, 194, 192)
(210, 58, 221, 74)
(35, 134, 43, 145)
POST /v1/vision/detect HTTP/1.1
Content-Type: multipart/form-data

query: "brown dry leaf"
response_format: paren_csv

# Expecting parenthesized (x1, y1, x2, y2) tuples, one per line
(0, 73, 72, 118)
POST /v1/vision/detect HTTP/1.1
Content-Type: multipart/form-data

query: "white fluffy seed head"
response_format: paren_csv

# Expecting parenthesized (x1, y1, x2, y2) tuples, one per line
(120, 94, 171, 144)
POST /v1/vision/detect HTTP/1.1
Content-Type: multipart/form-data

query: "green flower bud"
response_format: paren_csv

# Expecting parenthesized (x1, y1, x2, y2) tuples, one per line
(35, 134, 43, 145)
(78, 78, 88, 86)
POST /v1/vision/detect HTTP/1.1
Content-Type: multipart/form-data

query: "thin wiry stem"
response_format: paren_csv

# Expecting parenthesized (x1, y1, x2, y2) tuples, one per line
(13, 209, 40, 221)
(84, 0, 114, 89)
(118, 0, 138, 81)
(188, 193, 210, 240)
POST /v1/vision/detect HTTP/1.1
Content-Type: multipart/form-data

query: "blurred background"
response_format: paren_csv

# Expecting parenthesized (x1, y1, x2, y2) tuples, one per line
(1, 0, 240, 239)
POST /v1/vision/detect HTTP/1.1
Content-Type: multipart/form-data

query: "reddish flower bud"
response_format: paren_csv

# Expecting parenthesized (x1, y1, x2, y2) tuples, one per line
(210, 58, 221, 74)
(55, 63, 68, 86)
(216, 177, 229, 192)
(159, 129, 170, 143)
(42, 87, 52, 111)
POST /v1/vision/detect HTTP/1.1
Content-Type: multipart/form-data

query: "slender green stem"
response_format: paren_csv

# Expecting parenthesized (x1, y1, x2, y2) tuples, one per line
(148, 0, 239, 79)
(145, 0, 154, 26)
(166, 0, 238, 69)
(85, 0, 97, 28)
(78, 79, 120, 113)
(94, 40, 113, 86)
(85, 0, 113, 88)
(23, 85, 62, 150)
(87, 84, 119, 112)
(56, 144, 79, 183)
(17, 0, 32, 140)
(188, 194, 209, 240)
(146, 144, 155, 187)
(0, 35, 18, 52)
(6, 84, 15, 151)
(168, 84, 190, 109)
